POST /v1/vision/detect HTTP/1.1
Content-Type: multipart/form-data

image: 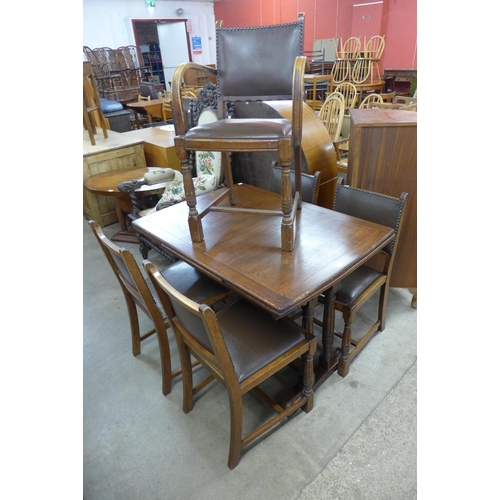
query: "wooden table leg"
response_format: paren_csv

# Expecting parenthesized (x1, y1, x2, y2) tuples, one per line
(110, 196, 139, 244)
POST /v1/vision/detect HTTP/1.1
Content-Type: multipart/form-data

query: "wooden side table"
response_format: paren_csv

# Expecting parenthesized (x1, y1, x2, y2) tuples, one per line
(84, 166, 166, 243)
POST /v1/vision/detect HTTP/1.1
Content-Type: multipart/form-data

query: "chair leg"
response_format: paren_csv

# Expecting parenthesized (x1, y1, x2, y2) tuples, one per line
(227, 395, 244, 470)
(378, 282, 389, 331)
(155, 323, 173, 396)
(222, 152, 237, 205)
(279, 141, 295, 252)
(337, 314, 352, 378)
(124, 294, 142, 356)
(180, 343, 195, 414)
(300, 347, 315, 413)
(177, 150, 204, 243)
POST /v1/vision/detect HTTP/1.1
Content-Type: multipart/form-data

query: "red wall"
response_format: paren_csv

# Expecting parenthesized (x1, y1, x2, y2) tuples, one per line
(213, 0, 417, 71)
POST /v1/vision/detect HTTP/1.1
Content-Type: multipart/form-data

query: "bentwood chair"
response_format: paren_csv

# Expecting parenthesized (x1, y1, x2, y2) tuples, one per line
(144, 261, 317, 469)
(171, 14, 306, 252)
(308, 185, 408, 377)
(318, 92, 345, 143)
(358, 93, 383, 108)
(331, 36, 361, 84)
(365, 35, 386, 83)
(88, 220, 230, 396)
(333, 82, 358, 111)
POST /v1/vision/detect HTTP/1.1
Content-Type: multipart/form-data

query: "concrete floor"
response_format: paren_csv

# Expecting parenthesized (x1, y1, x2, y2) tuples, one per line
(83, 218, 417, 500)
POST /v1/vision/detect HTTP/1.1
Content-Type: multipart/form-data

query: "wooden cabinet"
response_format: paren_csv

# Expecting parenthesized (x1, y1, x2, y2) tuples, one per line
(347, 109, 417, 300)
(83, 130, 147, 226)
(383, 68, 417, 96)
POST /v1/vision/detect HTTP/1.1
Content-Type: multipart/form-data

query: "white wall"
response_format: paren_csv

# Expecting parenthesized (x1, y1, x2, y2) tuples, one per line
(83, 0, 217, 65)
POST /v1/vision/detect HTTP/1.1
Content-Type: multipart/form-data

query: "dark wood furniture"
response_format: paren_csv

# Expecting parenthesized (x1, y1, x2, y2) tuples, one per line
(145, 261, 316, 470)
(347, 108, 417, 307)
(171, 15, 306, 252)
(310, 185, 408, 377)
(383, 68, 417, 96)
(132, 184, 395, 388)
(88, 221, 229, 396)
(84, 166, 165, 243)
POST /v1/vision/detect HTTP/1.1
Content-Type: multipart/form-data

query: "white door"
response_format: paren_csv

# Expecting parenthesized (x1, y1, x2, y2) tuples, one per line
(157, 22, 190, 90)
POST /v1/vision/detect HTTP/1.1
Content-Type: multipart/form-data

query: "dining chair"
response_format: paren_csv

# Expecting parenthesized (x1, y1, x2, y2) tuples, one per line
(351, 57, 372, 84)
(364, 35, 386, 83)
(393, 95, 417, 111)
(358, 93, 383, 108)
(317, 92, 345, 143)
(170, 14, 306, 252)
(144, 260, 317, 469)
(308, 185, 408, 377)
(88, 220, 230, 396)
(268, 164, 321, 205)
(333, 82, 359, 111)
(333, 137, 349, 181)
(131, 94, 151, 129)
(331, 36, 361, 84)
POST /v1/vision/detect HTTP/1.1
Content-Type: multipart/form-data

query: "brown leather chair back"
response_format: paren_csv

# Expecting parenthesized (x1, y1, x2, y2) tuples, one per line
(333, 185, 408, 254)
(216, 14, 304, 101)
(269, 165, 320, 205)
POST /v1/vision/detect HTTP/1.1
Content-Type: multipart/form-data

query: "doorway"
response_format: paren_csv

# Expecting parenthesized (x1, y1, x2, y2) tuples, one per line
(132, 19, 192, 90)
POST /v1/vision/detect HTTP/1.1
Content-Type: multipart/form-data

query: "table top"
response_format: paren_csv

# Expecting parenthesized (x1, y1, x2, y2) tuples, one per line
(133, 184, 394, 317)
(121, 125, 176, 148)
(126, 98, 163, 110)
(83, 166, 166, 196)
(304, 73, 332, 80)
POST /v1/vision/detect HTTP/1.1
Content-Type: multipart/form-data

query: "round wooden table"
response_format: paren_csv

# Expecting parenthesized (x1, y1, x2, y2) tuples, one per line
(84, 166, 166, 243)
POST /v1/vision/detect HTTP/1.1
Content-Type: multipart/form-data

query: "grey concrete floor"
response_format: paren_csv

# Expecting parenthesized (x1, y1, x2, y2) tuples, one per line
(83, 218, 417, 499)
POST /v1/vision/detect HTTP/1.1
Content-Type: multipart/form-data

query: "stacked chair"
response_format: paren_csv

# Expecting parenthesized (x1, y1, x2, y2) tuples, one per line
(83, 45, 152, 102)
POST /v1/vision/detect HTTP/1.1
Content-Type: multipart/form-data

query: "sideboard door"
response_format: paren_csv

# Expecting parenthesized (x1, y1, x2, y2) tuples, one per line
(348, 109, 417, 291)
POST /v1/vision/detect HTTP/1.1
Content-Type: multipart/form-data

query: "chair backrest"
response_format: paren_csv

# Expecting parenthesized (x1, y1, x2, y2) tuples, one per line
(116, 45, 144, 70)
(216, 14, 304, 102)
(351, 58, 371, 84)
(359, 93, 383, 108)
(304, 49, 325, 74)
(88, 220, 161, 323)
(333, 185, 408, 255)
(83, 46, 100, 66)
(334, 82, 358, 109)
(393, 95, 417, 106)
(318, 92, 345, 142)
(144, 261, 234, 383)
(140, 81, 158, 99)
(331, 59, 350, 84)
(269, 164, 321, 204)
(365, 35, 386, 60)
(338, 37, 361, 60)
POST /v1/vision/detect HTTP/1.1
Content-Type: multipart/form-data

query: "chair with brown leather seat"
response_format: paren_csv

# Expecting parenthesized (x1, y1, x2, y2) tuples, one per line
(170, 14, 306, 252)
(268, 164, 321, 205)
(308, 185, 408, 377)
(88, 220, 230, 396)
(144, 260, 317, 470)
